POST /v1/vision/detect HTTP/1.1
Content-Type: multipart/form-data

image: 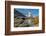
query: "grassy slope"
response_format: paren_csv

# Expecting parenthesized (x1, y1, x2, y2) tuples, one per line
(14, 16, 39, 27)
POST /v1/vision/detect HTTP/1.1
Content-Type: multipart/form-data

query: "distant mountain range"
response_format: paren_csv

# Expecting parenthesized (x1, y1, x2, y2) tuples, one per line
(14, 10, 26, 18)
(14, 10, 33, 18)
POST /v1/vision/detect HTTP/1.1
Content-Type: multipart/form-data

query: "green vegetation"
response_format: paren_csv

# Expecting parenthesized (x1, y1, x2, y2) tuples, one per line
(14, 24, 33, 27)
(14, 16, 39, 27)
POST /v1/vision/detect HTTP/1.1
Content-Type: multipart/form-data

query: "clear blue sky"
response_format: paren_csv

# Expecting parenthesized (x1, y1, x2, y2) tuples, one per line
(15, 8, 39, 16)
